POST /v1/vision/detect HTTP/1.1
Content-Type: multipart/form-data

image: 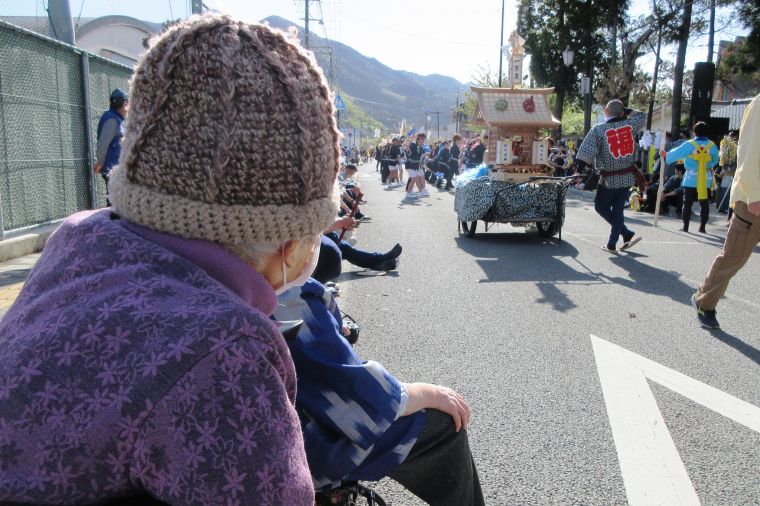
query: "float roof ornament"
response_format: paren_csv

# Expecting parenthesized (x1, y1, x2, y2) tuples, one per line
(470, 86, 560, 129)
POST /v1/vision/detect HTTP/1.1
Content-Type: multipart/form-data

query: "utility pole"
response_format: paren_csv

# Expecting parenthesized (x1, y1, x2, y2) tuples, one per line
(707, 0, 715, 63)
(583, 0, 593, 136)
(304, 0, 310, 48)
(48, 0, 75, 45)
(498, 0, 505, 87)
(191, 0, 203, 15)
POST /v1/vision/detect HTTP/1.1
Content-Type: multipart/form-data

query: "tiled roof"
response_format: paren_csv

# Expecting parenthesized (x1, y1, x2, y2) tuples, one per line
(712, 99, 753, 130)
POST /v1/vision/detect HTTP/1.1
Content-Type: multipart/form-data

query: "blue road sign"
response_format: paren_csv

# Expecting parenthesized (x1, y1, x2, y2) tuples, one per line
(334, 95, 346, 111)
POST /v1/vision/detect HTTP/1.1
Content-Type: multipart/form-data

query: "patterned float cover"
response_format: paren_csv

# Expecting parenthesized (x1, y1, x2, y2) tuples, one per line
(454, 177, 559, 222)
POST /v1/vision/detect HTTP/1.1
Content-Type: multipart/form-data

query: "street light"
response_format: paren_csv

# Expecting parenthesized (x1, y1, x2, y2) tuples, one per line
(562, 46, 574, 67)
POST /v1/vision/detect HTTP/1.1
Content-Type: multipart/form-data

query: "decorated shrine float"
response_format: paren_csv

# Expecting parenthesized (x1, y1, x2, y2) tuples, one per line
(455, 70, 573, 242)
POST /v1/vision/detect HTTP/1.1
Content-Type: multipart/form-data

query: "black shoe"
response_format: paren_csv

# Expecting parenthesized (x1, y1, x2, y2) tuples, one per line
(679, 227, 689, 233)
(381, 243, 402, 260)
(601, 244, 617, 253)
(698, 225, 706, 233)
(691, 294, 720, 329)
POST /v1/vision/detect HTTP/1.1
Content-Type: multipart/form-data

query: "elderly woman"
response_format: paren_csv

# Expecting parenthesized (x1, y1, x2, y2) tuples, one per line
(0, 15, 340, 505)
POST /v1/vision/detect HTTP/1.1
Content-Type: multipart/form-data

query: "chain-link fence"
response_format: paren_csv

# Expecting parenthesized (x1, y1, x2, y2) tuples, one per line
(0, 19, 132, 236)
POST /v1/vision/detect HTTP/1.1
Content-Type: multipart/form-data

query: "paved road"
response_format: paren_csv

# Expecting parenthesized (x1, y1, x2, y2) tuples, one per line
(338, 163, 760, 505)
(1, 163, 758, 505)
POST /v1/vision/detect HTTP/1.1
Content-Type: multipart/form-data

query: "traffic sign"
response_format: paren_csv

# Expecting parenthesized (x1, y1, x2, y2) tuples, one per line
(334, 95, 346, 111)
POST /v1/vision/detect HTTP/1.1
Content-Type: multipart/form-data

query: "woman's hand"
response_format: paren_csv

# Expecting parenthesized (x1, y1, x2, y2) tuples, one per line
(402, 383, 471, 432)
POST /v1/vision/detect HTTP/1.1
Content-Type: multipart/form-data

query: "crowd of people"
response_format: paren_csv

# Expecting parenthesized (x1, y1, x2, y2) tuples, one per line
(371, 133, 488, 199)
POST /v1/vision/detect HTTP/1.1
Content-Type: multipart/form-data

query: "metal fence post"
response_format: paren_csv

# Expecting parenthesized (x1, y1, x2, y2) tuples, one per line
(80, 52, 97, 209)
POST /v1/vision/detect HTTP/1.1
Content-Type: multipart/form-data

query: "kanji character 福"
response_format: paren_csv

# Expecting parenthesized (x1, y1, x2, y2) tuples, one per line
(605, 125, 635, 159)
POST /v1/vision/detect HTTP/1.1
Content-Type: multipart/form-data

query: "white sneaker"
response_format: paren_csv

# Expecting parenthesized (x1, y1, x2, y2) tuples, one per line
(419, 190, 430, 197)
(405, 192, 418, 199)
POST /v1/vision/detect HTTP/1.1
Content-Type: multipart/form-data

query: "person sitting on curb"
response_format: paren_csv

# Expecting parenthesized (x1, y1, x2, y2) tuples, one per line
(275, 279, 485, 506)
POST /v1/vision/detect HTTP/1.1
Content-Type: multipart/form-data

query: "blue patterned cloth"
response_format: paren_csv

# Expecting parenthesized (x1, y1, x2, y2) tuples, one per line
(276, 280, 426, 491)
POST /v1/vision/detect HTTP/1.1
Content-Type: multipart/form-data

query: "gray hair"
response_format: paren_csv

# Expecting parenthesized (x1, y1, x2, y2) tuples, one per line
(225, 241, 280, 267)
(605, 100, 625, 118)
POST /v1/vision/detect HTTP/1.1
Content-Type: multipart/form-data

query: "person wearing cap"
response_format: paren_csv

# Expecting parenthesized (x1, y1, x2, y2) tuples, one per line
(575, 99, 645, 253)
(0, 15, 341, 505)
(691, 93, 760, 329)
(94, 88, 129, 205)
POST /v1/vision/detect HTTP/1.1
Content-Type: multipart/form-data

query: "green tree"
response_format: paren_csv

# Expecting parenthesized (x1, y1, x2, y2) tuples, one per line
(716, 0, 760, 87)
(517, 0, 610, 134)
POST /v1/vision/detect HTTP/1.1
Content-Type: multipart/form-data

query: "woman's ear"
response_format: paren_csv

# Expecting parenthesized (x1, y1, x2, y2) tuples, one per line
(281, 240, 301, 269)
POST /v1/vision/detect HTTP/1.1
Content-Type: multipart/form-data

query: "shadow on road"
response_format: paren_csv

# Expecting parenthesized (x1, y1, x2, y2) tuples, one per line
(605, 254, 695, 307)
(710, 329, 760, 367)
(455, 231, 606, 312)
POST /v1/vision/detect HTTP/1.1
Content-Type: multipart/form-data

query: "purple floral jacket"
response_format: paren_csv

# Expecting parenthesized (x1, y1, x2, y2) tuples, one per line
(0, 210, 313, 505)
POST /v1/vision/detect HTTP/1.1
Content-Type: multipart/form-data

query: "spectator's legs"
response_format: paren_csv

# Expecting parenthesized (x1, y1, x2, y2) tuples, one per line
(326, 232, 387, 269)
(102, 173, 111, 207)
(313, 235, 343, 284)
(696, 202, 760, 309)
(682, 187, 697, 231)
(388, 409, 484, 506)
(699, 196, 710, 231)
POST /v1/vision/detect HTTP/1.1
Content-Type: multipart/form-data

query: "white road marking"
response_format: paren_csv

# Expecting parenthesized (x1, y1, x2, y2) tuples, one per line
(591, 335, 760, 506)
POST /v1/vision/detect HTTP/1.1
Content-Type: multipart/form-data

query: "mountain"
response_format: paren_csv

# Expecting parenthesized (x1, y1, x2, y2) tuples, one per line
(262, 16, 462, 132)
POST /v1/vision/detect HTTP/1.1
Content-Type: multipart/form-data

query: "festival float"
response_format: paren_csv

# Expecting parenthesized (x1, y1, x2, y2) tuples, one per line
(455, 32, 573, 241)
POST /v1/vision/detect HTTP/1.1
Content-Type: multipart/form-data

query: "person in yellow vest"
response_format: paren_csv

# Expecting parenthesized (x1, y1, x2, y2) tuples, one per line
(690, 94, 760, 329)
(665, 122, 719, 233)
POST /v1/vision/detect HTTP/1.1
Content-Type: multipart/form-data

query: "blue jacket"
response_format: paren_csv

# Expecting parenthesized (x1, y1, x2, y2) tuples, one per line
(96, 109, 125, 175)
(665, 137, 719, 188)
(275, 280, 425, 491)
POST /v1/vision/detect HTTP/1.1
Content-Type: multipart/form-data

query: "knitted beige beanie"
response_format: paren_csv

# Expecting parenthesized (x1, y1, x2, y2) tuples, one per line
(110, 14, 340, 244)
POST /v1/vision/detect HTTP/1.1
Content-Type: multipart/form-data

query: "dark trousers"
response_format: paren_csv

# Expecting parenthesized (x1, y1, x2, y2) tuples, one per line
(325, 232, 384, 269)
(662, 193, 683, 215)
(682, 187, 710, 230)
(102, 172, 112, 207)
(389, 409, 484, 506)
(381, 163, 390, 183)
(594, 185, 634, 248)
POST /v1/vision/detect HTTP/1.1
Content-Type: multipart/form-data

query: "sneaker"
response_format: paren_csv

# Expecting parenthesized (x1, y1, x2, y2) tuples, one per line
(601, 244, 618, 253)
(698, 225, 706, 234)
(405, 192, 418, 200)
(691, 294, 720, 329)
(620, 235, 642, 252)
(419, 190, 430, 197)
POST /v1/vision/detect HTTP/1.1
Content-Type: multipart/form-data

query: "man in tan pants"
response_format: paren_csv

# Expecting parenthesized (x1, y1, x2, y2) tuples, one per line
(692, 93, 760, 328)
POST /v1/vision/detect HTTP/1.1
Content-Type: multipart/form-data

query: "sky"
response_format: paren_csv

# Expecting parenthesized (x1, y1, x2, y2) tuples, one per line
(14, 0, 748, 85)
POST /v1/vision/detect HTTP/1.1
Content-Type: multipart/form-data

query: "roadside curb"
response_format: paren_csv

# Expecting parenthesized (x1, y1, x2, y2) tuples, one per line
(0, 222, 59, 263)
